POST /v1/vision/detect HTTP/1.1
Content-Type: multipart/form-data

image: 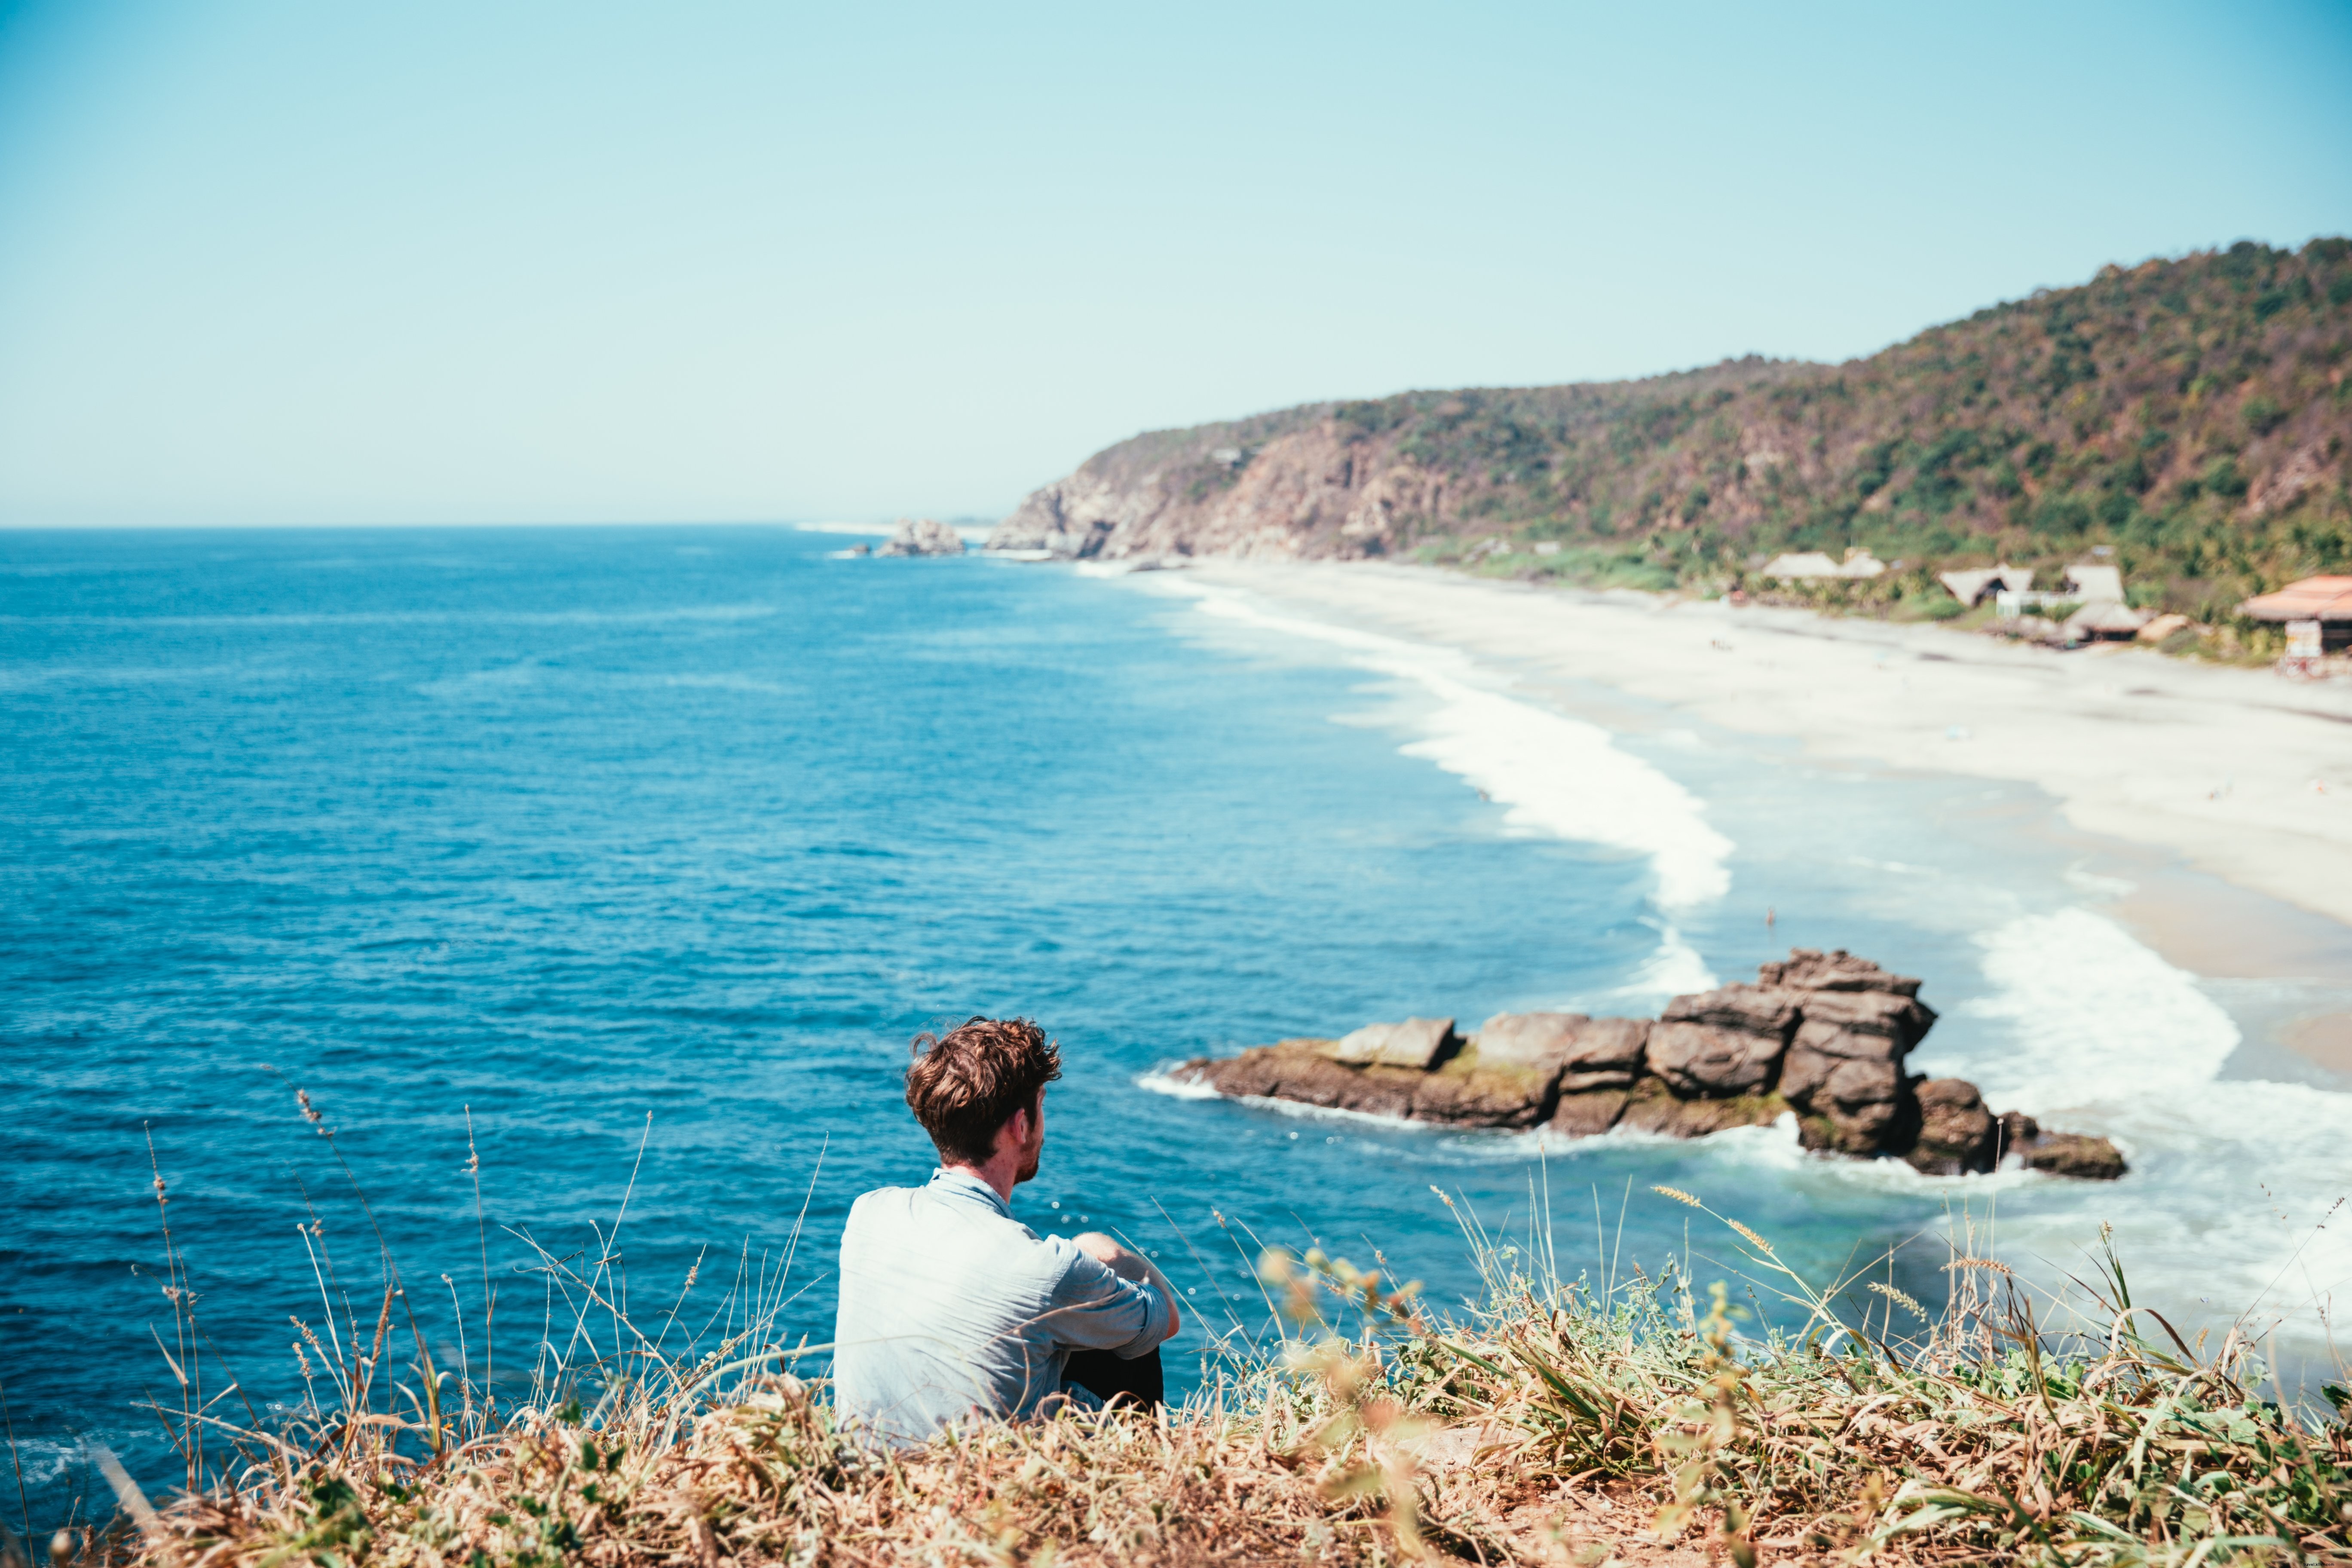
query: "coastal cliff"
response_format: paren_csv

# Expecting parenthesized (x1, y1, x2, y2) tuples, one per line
(1173, 948, 2126, 1179)
(989, 241, 2352, 624)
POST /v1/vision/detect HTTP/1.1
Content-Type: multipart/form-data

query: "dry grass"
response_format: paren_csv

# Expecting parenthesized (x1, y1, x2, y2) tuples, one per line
(56, 1144, 2352, 1568)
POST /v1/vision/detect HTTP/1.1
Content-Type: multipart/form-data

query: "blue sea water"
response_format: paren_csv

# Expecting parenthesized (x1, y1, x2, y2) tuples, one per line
(3, 526, 2346, 1529)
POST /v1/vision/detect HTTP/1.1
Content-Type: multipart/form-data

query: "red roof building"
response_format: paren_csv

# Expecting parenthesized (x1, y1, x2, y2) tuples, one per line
(2242, 576, 2352, 621)
(2241, 576, 2352, 653)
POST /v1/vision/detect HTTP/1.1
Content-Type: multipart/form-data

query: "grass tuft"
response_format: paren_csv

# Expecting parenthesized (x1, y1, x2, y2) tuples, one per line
(86, 1153, 2352, 1566)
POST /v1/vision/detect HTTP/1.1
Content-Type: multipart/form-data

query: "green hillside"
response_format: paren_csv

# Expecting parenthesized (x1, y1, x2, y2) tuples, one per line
(1340, 239, 2352, 623)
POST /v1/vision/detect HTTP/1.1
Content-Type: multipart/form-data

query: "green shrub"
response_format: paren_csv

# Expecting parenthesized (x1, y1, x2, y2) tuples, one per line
(2203, 456, 2249, 499)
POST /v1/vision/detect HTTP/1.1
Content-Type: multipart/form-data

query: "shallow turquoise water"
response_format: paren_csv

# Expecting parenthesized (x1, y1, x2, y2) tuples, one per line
(1, 526, 2343, 1527)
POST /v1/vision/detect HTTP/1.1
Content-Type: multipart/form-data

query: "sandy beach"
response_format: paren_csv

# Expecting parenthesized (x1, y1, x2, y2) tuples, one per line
(1177, 561, 2352, 1060)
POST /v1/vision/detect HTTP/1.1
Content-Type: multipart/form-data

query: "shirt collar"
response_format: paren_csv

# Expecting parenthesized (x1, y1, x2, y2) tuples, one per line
(926, 1167, 1014, 1221)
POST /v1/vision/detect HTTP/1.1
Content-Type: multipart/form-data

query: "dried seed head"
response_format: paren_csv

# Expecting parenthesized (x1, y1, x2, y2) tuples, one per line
(1867, 1282, 1926, 1319)
(1651, 1185, 1704, 1209)
(1727, 1220, 1774, 1254)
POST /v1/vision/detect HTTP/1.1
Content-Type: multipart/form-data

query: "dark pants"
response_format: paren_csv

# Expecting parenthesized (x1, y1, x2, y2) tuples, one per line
(1062, 1345, 1164, 1412)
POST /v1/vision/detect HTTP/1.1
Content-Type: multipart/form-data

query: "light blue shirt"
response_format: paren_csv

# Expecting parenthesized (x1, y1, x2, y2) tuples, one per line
(830, 1168, 1176, 1444)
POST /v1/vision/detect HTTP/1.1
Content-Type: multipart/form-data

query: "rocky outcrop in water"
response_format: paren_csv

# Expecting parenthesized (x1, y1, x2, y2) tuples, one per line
(877, 518, 967, 557)
(1172, 949, 2125, 1179)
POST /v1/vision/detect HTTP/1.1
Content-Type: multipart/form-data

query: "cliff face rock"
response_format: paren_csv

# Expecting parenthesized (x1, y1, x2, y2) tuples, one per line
(1171, 948, 2125, 1179)
(985, 410, 1428, 562)
(877, 518, 967, 557)
(980, 361, 1820, 565)
(986, 244, 2352, 625)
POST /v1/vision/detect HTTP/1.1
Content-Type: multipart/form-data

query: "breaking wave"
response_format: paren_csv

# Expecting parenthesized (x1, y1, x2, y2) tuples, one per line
(1154, 579, 1735, 914)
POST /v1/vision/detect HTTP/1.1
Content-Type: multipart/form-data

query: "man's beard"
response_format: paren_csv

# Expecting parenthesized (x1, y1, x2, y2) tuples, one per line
(1016, 1138, 1043, 1183)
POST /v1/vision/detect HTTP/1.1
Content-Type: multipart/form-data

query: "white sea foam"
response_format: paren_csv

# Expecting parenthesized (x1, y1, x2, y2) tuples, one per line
(1158, 580, 1734, 913)
(1137, 1078, 1430, 1134)
(1943, 907, 2352, 1346)
(1957, 908, 2240, 1112)
(1612, 923, 1718, 1004)
(1136, 1068, 1222, 1101)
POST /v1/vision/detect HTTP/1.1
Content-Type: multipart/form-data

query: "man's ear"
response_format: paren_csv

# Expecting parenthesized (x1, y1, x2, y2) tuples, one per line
(995, 1103, 1031, 1156)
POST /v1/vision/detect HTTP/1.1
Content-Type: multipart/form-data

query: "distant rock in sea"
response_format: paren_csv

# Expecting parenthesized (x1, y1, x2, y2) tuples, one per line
(877, 518, 966, 557)
(1172, 948, 2126, 1179)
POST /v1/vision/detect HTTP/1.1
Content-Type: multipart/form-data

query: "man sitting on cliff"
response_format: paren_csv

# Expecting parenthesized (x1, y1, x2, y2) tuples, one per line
(831, 1016, 1182, 1444)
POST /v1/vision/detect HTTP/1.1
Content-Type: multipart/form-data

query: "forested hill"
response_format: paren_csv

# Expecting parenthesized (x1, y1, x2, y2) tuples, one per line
(989, 239, 2352, 619)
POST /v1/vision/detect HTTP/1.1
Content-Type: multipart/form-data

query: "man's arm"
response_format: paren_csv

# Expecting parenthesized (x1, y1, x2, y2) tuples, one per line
(1073, 1231, 1181, 1341)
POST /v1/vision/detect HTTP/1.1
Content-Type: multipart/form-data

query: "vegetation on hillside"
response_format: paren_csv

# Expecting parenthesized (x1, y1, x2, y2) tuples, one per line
(1371, 241, 2352, 622)
(1014, 241, 2351, 634)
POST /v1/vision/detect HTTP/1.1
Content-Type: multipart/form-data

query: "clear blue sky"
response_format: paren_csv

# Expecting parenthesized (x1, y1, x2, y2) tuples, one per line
(1, 0, 2347, 527)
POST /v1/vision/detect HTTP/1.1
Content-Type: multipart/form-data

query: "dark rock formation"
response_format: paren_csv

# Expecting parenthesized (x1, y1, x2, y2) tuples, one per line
(1170, 949, 2127, 1180)
(1758, 949, 1923, 995)
(1330, 1016, 1461, 1070)
(876, 518, 967, 557)
(1617, 1078, 1787, 1139)
(1191, 1037, 1543, 1128)
(1548, 1086, 1632, 1136)
(1780, 983, 1939, 1155)
(1646, 985, 1798, 1096)
(1194, 1039, 1417, 1118)
(1999, 1111, 2129, 1181)
(1409, 1059, 1555, 1129)
(1902, 1078, 1999, 1174)
(1475, 1012, 1647, 1089)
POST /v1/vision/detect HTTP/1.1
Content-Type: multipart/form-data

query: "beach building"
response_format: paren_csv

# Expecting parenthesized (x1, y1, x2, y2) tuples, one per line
(2062, 601, 2152, 642)
(1761, 551, 1840, 579)
(1987, 559, 2147, 640)
(2058, 563, 2147, 641)
(2240, 576, 2352, 655)
(2064, 563, 2125, 603)
(1761, 548, 1886, 581)
(1937, 563, 2030, 606)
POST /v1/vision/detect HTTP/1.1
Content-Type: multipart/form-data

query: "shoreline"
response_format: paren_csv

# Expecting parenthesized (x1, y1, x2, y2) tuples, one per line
(1162, 560, 2352, 1073)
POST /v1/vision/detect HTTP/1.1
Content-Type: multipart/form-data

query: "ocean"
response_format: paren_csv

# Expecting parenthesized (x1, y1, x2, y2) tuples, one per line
(2, 525, 2345, 1527)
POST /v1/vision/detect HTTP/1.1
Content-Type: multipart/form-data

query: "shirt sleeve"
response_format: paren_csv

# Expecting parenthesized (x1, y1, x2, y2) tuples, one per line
(1037, 1247, 1175, 1359)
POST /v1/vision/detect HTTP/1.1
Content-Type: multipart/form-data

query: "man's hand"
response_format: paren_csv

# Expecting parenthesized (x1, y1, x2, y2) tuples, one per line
(1073, 1231, 1182, 1338)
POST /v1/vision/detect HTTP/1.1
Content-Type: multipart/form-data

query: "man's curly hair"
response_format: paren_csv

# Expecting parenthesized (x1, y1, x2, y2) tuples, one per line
(903, 1016, 1062, 1165)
